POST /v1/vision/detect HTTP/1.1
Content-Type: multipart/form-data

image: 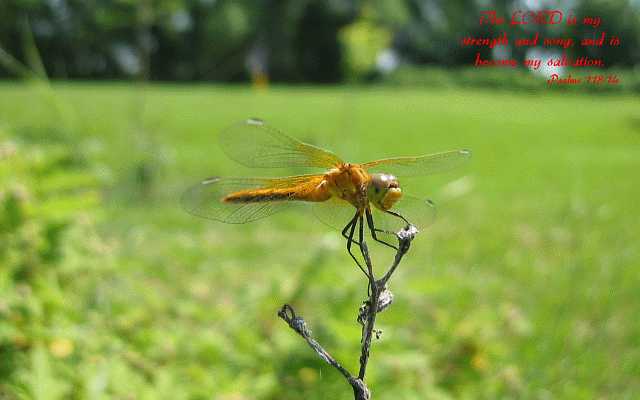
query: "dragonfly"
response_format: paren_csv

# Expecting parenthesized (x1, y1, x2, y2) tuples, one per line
(181, 118, 471, 274)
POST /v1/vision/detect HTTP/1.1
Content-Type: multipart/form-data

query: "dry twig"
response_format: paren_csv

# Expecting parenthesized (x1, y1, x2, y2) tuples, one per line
(278, 224, 419, 399)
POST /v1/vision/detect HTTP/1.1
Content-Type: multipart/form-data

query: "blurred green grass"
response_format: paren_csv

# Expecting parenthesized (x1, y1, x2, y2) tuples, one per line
(1, 82, 639, 399)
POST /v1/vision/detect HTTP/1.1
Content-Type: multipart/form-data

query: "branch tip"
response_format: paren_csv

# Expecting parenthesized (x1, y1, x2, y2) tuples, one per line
(397, 224, 418, 249)
(278, 304, 311, 336)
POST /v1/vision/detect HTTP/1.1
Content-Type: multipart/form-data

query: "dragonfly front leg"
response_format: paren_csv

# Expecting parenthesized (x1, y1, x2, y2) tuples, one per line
(385, 209, 411, 226)
(344, 211, 367, 277)
(365, 208, 398, 251)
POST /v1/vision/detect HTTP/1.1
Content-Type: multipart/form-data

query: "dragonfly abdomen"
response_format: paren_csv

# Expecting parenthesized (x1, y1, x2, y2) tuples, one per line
(223, 188, 296, 203)
(223, 181, 332, 204)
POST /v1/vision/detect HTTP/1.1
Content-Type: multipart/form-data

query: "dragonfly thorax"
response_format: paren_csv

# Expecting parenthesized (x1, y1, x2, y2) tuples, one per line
(367, 173, 402, 211)
(324, 163, 371, 209)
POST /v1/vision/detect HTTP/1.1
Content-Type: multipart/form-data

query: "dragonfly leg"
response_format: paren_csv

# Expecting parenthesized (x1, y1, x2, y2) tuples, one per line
(344, 212, 367, 277)
(365, 208, 398, 251)
(385, 209, 411, 226)
(358, 214, 374, 296)
(342, 213, 361, 247)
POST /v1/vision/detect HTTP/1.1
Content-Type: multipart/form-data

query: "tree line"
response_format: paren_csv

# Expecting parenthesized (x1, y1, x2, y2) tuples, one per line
(0, 0, 638, 82)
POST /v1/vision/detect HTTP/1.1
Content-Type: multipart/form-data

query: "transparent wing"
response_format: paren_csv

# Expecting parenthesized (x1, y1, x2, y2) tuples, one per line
(219, 118, 344, 169)
(312, 195, 435, 240)
(181, 174, 321, 224)
(312, 197, 358, 231)
(370, 195, 436, 241)
(361, 149, 471, 177)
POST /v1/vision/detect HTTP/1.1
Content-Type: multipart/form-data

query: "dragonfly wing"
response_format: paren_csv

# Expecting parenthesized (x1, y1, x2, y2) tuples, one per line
(370, 195, 436, 239)
(312, 197, 358, 231)
(181, 175, 319, 224)
(361, 149, 471, 177)
(219, 118, 344, 169)
(312, 194, 435, 241)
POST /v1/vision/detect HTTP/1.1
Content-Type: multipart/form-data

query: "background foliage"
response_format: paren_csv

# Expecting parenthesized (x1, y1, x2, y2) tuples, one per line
(1, 82, 639, 399)
(1, 0, 639, 82)
(2, 1, 640, 399)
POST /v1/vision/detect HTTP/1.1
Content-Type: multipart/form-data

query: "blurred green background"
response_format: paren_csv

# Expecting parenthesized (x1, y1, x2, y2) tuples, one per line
(2, 1, 640, 399)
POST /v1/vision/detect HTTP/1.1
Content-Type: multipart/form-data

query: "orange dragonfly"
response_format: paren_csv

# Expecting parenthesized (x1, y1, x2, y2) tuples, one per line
(181, 118, 470, 273)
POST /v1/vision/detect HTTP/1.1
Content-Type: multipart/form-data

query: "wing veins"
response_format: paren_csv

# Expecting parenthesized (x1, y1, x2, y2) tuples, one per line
(362, 150, 471, 177)
(219, 119, 343, 169)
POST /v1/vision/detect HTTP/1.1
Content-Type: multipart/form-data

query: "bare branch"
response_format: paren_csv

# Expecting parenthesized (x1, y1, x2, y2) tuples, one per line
(278, 223, 419, 399)
(357, 224, 417, 380)
(357, 240, 378, 379)
(277, 304, 352, 381)
(277, 304, 371, 399)
(380, 225, 418, 285)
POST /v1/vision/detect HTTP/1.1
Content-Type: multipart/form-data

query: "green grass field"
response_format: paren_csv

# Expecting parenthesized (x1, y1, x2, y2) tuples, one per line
(1, 82, 639, 399)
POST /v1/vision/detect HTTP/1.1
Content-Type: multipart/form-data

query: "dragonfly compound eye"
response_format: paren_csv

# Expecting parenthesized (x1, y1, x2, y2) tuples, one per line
(368, 173, 402, 210)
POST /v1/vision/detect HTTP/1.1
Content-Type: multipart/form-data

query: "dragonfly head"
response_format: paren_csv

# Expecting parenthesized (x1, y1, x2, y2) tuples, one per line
(368, 173, 402, 211)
